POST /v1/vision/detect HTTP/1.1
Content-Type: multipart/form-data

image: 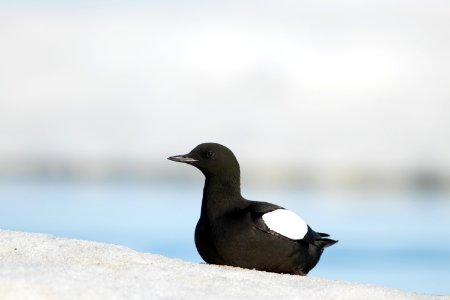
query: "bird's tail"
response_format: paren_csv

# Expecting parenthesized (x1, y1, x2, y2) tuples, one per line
(315, 238, 338, 248)
(317, 232, 330, 237)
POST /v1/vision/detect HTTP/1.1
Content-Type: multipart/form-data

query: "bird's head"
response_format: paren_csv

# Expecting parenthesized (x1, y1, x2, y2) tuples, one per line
(168, 143, 240, 178)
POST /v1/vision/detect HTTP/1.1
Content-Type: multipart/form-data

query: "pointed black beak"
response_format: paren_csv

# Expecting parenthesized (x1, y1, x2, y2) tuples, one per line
(167, 154, 198, 163)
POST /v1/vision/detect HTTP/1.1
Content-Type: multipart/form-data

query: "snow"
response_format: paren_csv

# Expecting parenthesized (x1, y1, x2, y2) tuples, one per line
(0, 230, 446, 300)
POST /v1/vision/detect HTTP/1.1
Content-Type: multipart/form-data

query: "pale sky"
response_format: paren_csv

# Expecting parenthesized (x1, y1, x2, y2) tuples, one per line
(1, 1, 449, 171)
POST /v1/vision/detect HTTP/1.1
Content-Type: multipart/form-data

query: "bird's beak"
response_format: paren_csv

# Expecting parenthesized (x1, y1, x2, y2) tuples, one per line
(167, 154, 198, 163)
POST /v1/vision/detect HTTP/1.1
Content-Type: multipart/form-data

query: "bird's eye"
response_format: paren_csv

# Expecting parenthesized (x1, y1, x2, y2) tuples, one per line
(206, 151, 215, 159)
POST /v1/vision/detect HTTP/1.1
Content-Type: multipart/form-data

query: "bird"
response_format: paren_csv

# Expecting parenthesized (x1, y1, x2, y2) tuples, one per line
(168, 142, 337, 275)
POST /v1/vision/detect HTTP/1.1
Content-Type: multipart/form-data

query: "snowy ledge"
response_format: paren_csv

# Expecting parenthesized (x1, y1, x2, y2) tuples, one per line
(0, 230, 445, 300)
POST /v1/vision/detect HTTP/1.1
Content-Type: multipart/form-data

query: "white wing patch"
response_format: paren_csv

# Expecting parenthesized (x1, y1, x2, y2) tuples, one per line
(262, 209, 308, 240)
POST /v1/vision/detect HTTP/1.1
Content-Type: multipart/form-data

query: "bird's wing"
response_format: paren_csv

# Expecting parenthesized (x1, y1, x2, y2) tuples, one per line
(246, 201, 285, 235)
(247, 201, 285, 214)
(247, 201, 311, 241)
(246, 201, 337, 246)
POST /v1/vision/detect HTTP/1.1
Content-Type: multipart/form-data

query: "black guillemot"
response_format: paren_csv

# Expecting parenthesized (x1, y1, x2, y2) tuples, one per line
(168, 143, 337, 275)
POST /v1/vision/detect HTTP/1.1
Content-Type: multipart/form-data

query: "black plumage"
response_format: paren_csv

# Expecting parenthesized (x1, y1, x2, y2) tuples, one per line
(168, 143, 337, 275)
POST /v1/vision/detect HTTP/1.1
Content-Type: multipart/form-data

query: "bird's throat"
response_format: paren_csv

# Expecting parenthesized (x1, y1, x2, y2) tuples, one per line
(201, 175, 244, 219)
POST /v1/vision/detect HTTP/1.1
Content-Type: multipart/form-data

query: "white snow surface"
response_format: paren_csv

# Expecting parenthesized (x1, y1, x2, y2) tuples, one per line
(262, 209, 308, 240)
(0, 230, 446, 300)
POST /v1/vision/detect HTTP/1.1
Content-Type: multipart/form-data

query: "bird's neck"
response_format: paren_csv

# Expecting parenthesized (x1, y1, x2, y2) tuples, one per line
(201, 174, 244, 219)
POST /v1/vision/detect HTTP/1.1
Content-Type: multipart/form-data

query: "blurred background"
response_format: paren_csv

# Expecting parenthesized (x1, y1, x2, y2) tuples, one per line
(0, 0, 449, 295)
